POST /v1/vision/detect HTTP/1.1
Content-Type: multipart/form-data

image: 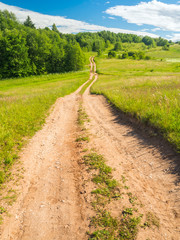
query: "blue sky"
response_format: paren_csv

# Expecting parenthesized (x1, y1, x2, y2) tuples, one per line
(0, 0, 180, 41)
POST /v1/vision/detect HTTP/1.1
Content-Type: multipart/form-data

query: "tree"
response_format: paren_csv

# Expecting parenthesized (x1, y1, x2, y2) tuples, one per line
(0, 29, 30, 78)
(46, 31, 65, 73)
(114, 42, 122, 51)
(52, 23, 59, 33)
(92, 39, 105, 52)
(142, 36, 156, 47)
(64, 43, 85, 72)
(24, 16, 35, 29)
(156, 37, 169, 46)
(105, 40, 110, 48)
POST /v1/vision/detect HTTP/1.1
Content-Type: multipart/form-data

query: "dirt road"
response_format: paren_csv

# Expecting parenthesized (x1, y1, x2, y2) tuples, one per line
(0, 57, 179, 239)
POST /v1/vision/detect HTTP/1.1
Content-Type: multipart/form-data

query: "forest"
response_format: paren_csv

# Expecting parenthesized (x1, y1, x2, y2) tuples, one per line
(0, 10, 171, 79)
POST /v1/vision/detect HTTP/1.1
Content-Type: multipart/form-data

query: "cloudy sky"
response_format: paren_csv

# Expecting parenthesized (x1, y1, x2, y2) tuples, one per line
(0, 0, 180, 41)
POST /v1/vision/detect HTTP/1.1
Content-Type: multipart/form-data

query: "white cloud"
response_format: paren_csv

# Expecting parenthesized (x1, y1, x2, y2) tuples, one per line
(151, 27, 161, 32)
(0, 2, 159, 38)
(168, 33, 180, 42)
(106, 1, 110, 4)
(108, 16, 115, 20)
(141, 28, 149, 32)
(105, 0, 180, 32)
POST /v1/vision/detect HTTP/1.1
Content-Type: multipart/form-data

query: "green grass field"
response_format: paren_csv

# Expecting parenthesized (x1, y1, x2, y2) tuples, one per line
(147, 44, 180, 61)
(92, 54, 180, 151)
(0, 70, 89, 183)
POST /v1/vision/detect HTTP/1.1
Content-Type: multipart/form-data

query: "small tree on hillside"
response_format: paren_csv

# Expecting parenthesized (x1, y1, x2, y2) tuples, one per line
(52, 23, 59, 33)
(114, 42, 122, 51)
(24, 16, 35, 28)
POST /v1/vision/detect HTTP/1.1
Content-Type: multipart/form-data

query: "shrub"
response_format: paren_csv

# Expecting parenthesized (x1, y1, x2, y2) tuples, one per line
(122, 52, 128, 59)
(162, 45, 170, 51)
(108, 50, 116, 58)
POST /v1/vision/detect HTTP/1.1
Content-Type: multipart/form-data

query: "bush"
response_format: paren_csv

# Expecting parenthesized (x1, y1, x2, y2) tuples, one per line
(122, 52, 128, 59)
(145, 56, 151, 60)
(138, 51, 145, 59)
(108, 50, 116, 58)
(162, 45, 170, 51)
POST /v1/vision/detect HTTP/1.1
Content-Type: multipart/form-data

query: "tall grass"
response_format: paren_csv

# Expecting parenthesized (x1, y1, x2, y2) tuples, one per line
(0, 71, 89, 182)
(146, 44, 180, 60)
(91, 58, 180, 151)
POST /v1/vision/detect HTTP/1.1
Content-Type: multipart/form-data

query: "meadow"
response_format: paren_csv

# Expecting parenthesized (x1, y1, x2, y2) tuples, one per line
(0, 70, 89, 183)
(91, 45, 180, 151)
(147, 44, 180, 61)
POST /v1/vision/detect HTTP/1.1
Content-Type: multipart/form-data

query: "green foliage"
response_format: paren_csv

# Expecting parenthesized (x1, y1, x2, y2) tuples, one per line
(155, 37, 169, 46)
(0, 29, 30, 78)
(108, 50, 116, 58)
(64, 43, 85, 71)
(97, 49, 102, 57)
(122, 51, 148, 60)
(114, 42, 122, 51)
(52, 23, 58, 33)
(92, 39, 105, 52)
(162, 45, 169, 51)
(142, 36, 155, 47)
(76, 136, 90, 142)
(24, 16, 35, 29)
(122, 52, 128, 59)
(0, 10, 86, 79)
(0, 10, 18, 31)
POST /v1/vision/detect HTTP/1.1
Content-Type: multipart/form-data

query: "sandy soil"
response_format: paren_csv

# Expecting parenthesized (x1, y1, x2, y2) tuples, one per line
(0, 57, 179, 240)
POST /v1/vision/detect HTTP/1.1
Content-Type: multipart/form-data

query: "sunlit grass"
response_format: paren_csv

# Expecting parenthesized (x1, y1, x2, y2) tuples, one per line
(146, 44, 180, 59)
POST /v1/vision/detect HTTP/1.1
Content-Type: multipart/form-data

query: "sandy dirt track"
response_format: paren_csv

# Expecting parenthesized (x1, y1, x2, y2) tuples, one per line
(0, 57, 180, 239)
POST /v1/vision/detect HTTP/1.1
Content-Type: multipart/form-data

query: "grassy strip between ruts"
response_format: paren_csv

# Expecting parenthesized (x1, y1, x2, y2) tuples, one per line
(0, 70, 89, 186)
(79, 76, 95, 95)
(91, 57, 180, 152)
(77, 103, 160, 240)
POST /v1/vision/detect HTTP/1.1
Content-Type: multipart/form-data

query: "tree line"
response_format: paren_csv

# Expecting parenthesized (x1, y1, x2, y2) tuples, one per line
(0, 10, 171, 79)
